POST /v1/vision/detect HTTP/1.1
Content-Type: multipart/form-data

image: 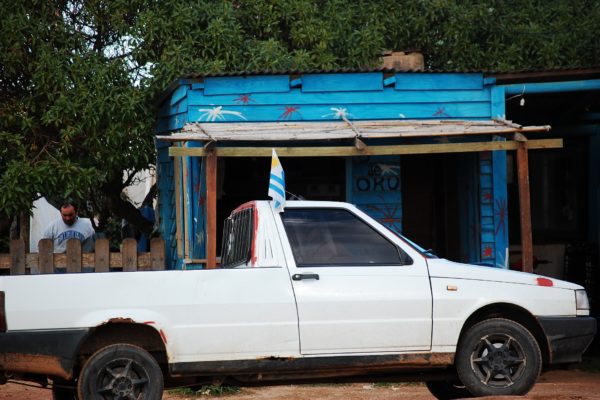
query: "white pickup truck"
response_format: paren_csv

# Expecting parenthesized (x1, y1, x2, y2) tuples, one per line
(0, 200, 596, 400)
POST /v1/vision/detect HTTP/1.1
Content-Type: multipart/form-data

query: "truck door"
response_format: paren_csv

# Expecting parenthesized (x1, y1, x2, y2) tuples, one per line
(279, 206, 432, 355)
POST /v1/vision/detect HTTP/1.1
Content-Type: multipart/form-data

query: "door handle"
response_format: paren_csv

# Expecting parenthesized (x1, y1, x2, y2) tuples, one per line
(292, 273, 320, 281)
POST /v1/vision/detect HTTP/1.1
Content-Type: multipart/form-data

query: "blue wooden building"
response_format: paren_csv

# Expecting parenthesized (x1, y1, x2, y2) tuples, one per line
(154, 71, 560, 270)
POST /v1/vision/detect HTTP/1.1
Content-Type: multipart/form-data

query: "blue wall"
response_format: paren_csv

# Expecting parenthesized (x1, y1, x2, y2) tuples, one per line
(156, 72, 510, 268)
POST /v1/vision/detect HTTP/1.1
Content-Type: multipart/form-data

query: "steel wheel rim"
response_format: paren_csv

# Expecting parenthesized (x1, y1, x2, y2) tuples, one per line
(469, 333, 527, 388)
(95, 357, 150, 399)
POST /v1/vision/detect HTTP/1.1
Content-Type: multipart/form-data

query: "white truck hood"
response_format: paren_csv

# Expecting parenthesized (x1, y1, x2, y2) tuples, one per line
(426, 258, 583, 290)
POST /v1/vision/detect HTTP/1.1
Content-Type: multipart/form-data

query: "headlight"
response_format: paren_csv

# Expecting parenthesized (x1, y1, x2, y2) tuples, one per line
(575, 289, 590, 310)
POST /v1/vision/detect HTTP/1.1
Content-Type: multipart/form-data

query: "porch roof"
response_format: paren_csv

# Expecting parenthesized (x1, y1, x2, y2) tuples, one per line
(157, 119, 550, 143)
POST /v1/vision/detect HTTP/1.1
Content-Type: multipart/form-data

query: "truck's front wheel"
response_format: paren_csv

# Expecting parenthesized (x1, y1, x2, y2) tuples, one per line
(77, 344, 163, 400)
(456, 318, 541, 397)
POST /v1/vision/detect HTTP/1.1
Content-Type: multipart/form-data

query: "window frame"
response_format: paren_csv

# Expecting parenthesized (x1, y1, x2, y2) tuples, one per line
(220, 207, 254, 268)
(281, 207, 413, 268)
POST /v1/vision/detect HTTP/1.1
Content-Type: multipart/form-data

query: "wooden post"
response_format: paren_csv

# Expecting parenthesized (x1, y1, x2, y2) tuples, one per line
(38, 239, 54, 274)
(66, 239, 82, 273)
(10, 239, 25, 275)
(122, 238, 137, 272)
(182, 155, 190, 260)
(174, 149, 184, 260)
(515, 134, 534, 273)
(150, 238, 166, 271)
(95, 238, 110, 272)
(206, 151, 218, 269)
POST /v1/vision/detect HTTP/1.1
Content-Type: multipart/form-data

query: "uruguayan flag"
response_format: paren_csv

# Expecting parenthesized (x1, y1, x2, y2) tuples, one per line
(268, 149, 286, 212)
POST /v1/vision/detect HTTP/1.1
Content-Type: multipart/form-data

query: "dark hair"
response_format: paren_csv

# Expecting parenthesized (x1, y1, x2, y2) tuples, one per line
(60, 200, 78, 211)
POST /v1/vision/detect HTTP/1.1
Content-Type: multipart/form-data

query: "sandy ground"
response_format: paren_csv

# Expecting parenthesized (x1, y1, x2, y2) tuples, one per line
(1, 369, 599, 400)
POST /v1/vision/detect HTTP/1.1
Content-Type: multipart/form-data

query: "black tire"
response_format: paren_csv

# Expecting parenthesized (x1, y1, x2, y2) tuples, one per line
(456, 318, 541, 397)
(77, 344, 163, 400)
(425, 380, 472, 400)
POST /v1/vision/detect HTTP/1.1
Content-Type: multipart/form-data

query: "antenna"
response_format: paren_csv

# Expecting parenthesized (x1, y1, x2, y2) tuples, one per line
(286, 190, 305, 200)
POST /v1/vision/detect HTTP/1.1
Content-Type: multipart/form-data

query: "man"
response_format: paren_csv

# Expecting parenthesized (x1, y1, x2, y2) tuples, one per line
(42, 201, 95, 253)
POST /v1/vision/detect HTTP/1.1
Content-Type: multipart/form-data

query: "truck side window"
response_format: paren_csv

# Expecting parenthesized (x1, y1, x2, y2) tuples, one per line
(221, 208, 254, 268)
(281, 209, 411, 267)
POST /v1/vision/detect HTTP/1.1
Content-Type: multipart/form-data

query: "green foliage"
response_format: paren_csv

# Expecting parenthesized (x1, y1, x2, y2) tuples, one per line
(0, 0, 599, 232)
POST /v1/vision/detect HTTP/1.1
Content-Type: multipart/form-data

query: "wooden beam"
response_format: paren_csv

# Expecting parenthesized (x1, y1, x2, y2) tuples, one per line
(515, 135, 534, 273)
(169, 139, 563, 158)
(206, 151, 218, 269)
(182, 155, 190, 259)
(173, 149, 184, 259)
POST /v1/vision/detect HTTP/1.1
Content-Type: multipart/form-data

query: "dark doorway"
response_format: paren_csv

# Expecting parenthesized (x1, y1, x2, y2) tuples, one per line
(401, 153, 462, 261)
(216, 157, 346, 254)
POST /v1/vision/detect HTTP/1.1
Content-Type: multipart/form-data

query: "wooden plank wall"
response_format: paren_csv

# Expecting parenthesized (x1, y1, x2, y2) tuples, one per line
(156, 72, 509, 269)
(0, 238, 165, 275)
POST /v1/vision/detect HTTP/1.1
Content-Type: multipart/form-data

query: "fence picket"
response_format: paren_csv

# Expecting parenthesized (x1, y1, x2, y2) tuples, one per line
(94, 239, 110, 272)
(122, 239, 137, 272)
(38, 239, 54, 274)
(1, 238, 166, 273)
(66, 239, 82, 273)
(9, 239, 25, 275)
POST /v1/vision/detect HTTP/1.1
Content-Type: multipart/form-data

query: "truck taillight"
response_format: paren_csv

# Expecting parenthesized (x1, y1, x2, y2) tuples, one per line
(0, 291, 6, 332)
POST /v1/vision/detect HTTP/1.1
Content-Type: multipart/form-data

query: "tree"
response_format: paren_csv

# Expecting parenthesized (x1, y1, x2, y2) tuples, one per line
(1, 0, 599, 246)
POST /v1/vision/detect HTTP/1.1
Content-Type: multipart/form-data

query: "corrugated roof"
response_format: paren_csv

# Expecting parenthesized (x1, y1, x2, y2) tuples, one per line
(155, 66, 600, 108)
(178, 65, 600, 80)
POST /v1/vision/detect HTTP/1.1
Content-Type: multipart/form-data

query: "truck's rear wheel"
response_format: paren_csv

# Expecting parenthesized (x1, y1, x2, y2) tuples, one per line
(77, 344, 163, 400)
(456, 318, 541, 397)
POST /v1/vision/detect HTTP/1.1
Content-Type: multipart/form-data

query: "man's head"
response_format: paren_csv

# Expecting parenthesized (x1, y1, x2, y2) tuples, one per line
(60, 201, 78, 226)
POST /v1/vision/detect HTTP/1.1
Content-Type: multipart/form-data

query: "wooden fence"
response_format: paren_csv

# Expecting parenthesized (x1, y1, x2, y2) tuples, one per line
(0, 238, 165, 275)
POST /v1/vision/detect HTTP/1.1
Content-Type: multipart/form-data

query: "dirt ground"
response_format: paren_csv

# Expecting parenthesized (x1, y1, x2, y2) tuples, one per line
(1, 369, 599, 400)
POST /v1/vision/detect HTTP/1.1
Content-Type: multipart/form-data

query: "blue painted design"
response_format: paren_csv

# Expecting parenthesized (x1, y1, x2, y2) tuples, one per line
(348, 156, 402, 233)
(195, 106, 246, 122)
(233, 94, 256, 104)
(204, 75, 290, 95)
(188, 88, 491, 106)
(490, 86, 506, 119)
(189, 144, 206, 268)
(156, 141, 177, 269)
(170, 84, 189, 106)
(395, 73, 483, 90)
(492, 138, 508, 268)
(278, 106, 302, 120)
(302, 73, 383, 92)
(187, 103, 491, 122)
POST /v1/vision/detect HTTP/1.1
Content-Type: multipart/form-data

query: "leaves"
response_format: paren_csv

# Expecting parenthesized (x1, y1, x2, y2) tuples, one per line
(0, 0, 599, 232)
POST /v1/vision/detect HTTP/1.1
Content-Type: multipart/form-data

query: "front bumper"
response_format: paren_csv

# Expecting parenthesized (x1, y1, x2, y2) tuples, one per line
(538, 316, 596, 365)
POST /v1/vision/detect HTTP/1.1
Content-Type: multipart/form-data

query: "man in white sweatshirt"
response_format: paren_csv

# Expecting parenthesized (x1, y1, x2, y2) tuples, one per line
(42, 201, 95, 253)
